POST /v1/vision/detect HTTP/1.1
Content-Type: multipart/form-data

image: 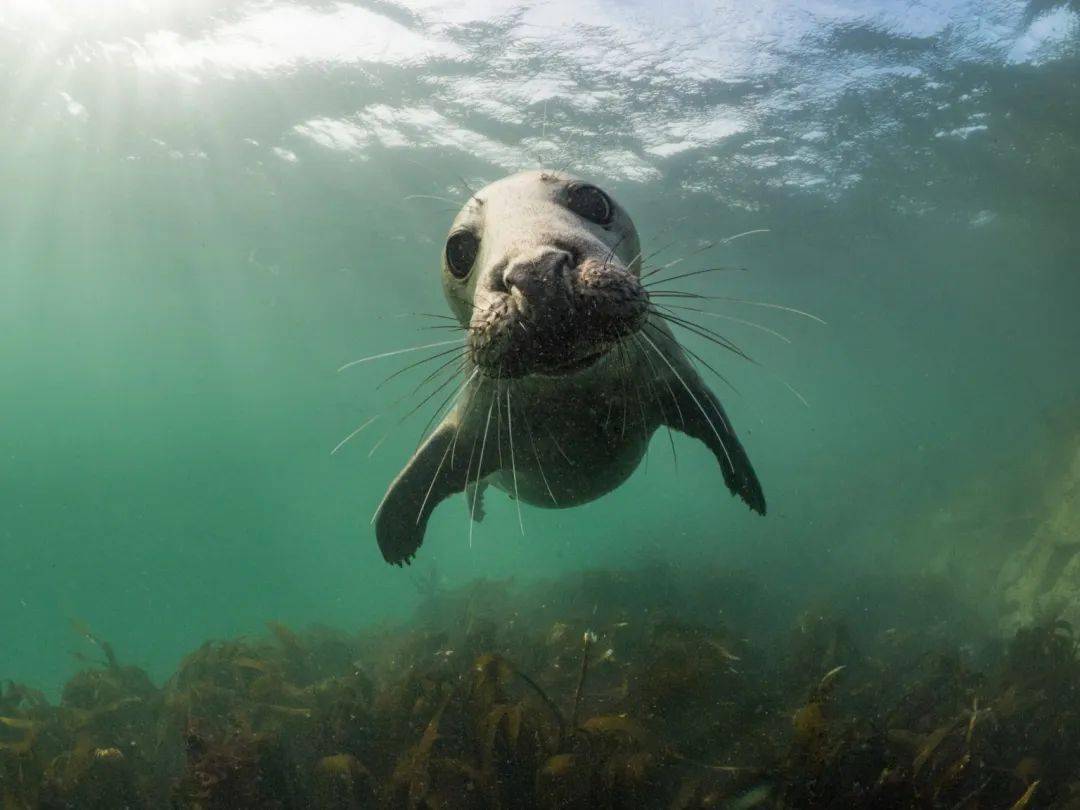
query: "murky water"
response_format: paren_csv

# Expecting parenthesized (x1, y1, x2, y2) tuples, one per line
(1, 1, 1079, 805)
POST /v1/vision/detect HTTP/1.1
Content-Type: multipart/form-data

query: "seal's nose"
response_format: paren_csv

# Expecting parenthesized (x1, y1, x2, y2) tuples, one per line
(502, 247, 573, 305)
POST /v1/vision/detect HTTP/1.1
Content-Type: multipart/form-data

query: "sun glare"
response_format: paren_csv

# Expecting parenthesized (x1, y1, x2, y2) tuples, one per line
(7, 0, 169, 32)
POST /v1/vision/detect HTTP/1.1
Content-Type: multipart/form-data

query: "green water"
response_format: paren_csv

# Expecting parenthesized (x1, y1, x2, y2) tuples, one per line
(2, 0, 1079, 700)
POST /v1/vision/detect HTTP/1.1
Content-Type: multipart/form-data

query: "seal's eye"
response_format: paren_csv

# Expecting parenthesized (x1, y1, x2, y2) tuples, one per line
(445, 231, 479, 279)
(566, 184, 613, 226)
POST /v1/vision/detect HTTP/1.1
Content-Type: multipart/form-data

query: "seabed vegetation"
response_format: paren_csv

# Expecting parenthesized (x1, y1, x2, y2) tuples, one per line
(1, 563, 1076, 809)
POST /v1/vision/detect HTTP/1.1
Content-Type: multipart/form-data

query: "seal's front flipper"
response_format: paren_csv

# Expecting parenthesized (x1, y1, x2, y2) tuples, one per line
(375, 422, 492, 565)
(464, 480, 488, 522)
(663, 367, 766, 515)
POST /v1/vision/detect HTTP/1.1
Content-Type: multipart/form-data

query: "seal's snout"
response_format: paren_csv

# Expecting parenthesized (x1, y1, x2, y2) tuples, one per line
(502, 247, 574, 315)
(576, 258, 649, 337)
(470, 248, 648, 379)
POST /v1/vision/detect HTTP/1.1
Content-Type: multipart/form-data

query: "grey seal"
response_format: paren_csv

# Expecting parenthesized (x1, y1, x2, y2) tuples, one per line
(374, 170, 765, 565)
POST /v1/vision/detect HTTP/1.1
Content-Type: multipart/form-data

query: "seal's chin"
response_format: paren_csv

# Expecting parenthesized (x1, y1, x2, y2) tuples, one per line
(538, 346, 610, 377)
(479, 333, 632, 379)
(468, 255, 649, 379)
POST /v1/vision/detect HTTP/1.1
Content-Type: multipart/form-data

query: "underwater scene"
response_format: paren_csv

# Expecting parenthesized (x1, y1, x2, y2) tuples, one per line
(2, 0, 1080, 807)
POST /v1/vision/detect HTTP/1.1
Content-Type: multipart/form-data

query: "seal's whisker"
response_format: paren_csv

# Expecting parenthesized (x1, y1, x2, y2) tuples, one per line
(631, 214, 694, 269)
(612, 340, 625, 437)
(633, 238, 678, 269)
(391, 312, 460, 323)
(639, 229, 767, 281)
(338, 338, 465, 372)
(413, 362, 475, 448)
(545, 424, 574, 467)
(645, 291, 711, 299)
(779, 378, 810, 408)
(714, 297, 827, 325)
(645, 321, 740, 397)
(632, 332, 685, 430)
(659, 305, 793, 344)
(408, 352, 471, 399)
(638, 241, 716, 280)
(642, 265, 747, 288)
(604, 232, 629, 270)
(416, 439, 454, 527)
(495, 376, 505, 468)
(456, 173, 480, 198)
(616, 340, 630, 440)
(330, 414, 380, 456)
(628, 335, 666, 430)
(337, 357, 466, 460)
(552, 131, 580, 177)
(377, 344, 470, 389)
(506, 388, 525, 536)
(652, 318, 808, 410)
(630, 335, 678, 467)
(648, 309, 755, 365)
(640, 332, 736, 475)
(463, 418, 482, 503)
(622, 341, 635, 441)
(618, 340, 648, 444)
(629, 349, 650, 447)
(399, 360, 471, 426)
(403, 194, 461, 205)
(650, 307, 752, 359)
(649, 293, 827, 324)
(469, 389, 497, 549)
(461, 299, 499, 315)
(452, 373, 485, 468)
(373, 354, 468, 433)
(522, 406, 558, 506)
(719, 228, 771, 244)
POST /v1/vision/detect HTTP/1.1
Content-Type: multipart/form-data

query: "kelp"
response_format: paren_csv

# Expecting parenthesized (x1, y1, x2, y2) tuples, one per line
(2, 567, 1080, 807)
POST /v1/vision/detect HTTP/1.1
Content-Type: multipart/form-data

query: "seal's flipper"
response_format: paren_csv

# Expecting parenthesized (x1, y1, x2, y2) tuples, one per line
(375, 421, 493, 565)
(663, 367, 766, 515)
(464, 480, 488, 522)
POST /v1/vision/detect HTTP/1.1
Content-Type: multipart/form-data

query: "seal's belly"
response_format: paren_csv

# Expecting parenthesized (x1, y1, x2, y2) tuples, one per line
(489, 405, 657, 508)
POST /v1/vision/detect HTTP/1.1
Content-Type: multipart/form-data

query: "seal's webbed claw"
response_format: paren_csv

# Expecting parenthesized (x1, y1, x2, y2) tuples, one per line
(375, 419, 494, 565)
(642, 324, 766, 515)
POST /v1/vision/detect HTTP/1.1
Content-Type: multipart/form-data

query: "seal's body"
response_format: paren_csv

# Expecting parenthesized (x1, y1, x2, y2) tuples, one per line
(375, 171, 764, 565)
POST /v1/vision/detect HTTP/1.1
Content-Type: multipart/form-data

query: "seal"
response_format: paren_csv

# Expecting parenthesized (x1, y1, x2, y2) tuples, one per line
(374, 170, 765, 565)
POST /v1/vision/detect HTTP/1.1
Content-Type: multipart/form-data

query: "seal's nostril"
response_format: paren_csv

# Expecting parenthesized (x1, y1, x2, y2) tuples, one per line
(488, 257, 510, 293)
(502, 264, 527, 294)
(552, 250, 573, 277)
(503, 248, 575, 294)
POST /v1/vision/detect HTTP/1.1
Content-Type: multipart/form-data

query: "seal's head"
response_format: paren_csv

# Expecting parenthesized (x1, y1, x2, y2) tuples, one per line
(442, 170, 648, 379)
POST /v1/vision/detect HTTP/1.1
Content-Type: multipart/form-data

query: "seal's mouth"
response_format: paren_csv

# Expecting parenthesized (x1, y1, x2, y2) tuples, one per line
(470, 324, 635, 379)
(468, 255, 648, 379)
(540, 346, 612, 377)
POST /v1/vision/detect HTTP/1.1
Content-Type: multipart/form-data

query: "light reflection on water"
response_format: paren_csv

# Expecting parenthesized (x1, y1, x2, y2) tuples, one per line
(4, 0, 1077, 194)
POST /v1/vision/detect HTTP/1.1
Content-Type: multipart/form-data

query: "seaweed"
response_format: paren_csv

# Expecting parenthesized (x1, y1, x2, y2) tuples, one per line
(4, 567, 1080, 807)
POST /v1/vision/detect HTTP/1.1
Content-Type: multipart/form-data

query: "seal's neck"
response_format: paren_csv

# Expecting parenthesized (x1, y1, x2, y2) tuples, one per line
(476, 339, 643, 396)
